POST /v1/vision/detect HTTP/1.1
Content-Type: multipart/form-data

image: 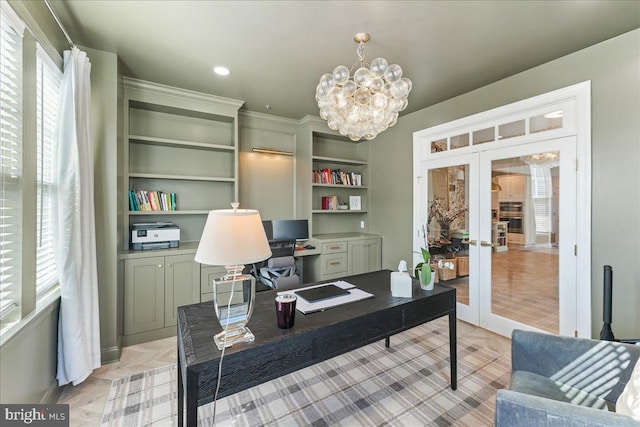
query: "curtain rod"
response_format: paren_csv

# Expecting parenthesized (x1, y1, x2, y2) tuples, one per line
(43, 0, 75, 48)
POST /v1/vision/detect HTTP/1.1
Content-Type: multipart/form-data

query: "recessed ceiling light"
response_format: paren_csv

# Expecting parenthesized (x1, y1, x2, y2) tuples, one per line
(213, 66, 230, 76)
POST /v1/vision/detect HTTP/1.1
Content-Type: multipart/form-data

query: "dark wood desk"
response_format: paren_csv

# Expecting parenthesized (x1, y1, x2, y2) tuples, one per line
(177, 270, 456, 427)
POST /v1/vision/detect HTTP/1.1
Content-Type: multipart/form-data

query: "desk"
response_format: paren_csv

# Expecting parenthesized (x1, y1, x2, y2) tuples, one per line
(177, 270, 456, 426)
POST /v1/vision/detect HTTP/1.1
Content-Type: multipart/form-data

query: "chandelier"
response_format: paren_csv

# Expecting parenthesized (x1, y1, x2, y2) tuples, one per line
(315, 33, 412, 141)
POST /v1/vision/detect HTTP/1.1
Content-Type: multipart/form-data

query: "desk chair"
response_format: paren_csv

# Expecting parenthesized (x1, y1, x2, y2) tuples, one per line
(256, 239, 301, 290)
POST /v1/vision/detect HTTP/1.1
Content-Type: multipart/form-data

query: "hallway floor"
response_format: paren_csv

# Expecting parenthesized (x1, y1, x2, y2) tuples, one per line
(448, 244, 559, 334)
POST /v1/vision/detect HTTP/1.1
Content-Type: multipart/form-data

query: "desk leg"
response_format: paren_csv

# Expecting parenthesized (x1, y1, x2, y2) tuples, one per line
(449, 311, 457, 390)
(177, 353, 184, 427)
(186, 371, 198, 426)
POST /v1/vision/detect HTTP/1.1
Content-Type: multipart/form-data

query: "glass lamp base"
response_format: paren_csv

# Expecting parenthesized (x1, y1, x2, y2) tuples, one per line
(213, 326, 255, 350)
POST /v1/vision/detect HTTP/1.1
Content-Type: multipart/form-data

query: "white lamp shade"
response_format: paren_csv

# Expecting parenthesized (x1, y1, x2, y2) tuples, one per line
(195, 209, 272, 266)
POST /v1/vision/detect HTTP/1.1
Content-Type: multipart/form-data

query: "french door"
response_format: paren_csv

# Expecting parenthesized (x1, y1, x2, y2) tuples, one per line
(416, 137, 577, 337)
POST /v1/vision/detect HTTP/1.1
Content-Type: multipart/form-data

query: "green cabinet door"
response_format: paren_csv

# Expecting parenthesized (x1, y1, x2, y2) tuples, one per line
(164, 254, 200, 327)
(348, 238, 382, 275)
(124, 257, 165, 335)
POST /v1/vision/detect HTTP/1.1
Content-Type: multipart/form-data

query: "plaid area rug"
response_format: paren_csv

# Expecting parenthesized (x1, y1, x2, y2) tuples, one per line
(101, 319, 510, 426)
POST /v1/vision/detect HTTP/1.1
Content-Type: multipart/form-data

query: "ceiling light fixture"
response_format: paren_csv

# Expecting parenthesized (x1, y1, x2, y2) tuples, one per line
(491, 178, 502, 192)
(316, 32, 412, 142)
(544, 110, 564, 119)
(213, 66, 230, 76)
(520, 151, 560, 168)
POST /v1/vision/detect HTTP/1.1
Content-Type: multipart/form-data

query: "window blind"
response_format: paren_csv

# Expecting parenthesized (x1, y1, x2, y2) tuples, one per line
(0, 2, 24, 323)
(35, 44, 61, 297)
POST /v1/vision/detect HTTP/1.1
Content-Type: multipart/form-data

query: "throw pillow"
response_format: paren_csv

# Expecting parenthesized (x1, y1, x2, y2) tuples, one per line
(617, 356, 640, 417)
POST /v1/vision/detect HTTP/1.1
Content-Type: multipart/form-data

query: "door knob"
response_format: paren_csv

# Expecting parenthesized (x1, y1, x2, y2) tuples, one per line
(468, 239, 478, 246)
(481, 240, 496, 247)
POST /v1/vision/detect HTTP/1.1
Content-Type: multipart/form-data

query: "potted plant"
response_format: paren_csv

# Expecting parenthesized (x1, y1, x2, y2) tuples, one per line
(414, 247, 435, 291)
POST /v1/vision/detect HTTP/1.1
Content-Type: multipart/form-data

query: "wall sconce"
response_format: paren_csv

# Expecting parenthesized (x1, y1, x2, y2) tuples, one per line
(252, 147, 293, 156)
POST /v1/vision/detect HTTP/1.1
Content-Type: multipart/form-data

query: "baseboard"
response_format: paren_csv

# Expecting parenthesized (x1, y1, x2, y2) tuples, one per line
(39, 379, 61, 404)
(101, 344, 122, 365)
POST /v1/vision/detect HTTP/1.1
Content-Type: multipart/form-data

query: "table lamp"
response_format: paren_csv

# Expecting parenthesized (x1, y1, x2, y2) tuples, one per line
(195, 204, 272, 350)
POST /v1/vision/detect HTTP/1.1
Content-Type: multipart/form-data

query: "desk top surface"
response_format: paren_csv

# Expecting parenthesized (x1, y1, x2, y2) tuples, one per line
(177, 270, 455, 369)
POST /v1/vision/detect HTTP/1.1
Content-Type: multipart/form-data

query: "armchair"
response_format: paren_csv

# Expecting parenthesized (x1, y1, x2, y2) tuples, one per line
(495, 330, 640, 426)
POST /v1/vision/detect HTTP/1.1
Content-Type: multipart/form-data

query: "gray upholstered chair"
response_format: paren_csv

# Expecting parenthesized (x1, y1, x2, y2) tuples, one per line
(495, 330, 640, 426)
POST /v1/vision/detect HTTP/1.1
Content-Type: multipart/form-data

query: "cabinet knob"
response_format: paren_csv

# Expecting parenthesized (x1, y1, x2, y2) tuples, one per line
(468, 239, 478, 246)
(167, 263, 172, 267)
(329, 262, 341, 266)
(481, 241, 496, 247)
(158, 264, 163, 268)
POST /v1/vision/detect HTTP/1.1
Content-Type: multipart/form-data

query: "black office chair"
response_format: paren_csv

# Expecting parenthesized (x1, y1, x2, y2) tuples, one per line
(255, 239, 301, 290)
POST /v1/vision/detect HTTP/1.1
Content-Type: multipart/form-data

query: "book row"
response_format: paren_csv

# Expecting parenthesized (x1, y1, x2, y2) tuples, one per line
(321, 195, 340, 210)
(313, 168, 362, 186)
(129, 189, 177, 212)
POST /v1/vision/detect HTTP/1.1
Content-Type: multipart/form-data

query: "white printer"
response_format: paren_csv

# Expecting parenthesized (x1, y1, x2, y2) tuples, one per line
(131, 222, 180, 250)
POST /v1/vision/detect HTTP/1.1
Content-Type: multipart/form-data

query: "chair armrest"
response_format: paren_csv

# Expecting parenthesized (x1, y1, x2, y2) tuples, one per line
(495, 389, 639, 427)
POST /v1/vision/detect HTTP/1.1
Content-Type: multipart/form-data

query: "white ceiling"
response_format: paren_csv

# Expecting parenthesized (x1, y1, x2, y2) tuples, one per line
(50, 1, 640, 120)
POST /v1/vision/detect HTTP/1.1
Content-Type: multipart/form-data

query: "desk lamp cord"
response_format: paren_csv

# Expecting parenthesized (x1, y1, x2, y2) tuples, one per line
(211, 274, 236, 423)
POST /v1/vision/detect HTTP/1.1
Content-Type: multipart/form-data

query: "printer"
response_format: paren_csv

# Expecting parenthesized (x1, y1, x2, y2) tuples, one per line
(131, 222, 180, 251)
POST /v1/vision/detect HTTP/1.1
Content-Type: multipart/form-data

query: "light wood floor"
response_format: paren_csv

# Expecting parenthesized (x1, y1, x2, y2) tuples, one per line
(447, 245, 559, 334)
(56, 320, 511, 426)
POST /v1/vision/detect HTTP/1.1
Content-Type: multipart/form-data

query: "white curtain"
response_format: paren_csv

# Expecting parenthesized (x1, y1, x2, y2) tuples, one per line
(54, 47, 101, 386)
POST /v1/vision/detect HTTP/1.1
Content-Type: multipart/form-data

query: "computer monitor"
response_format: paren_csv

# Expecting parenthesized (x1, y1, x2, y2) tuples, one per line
(266, 219, 309, 242)
(261, 220, 274, 241)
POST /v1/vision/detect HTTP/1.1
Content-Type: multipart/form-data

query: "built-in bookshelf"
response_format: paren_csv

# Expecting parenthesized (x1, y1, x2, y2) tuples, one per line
(122, 78, 243, 251)
(310, 130, 369, 235)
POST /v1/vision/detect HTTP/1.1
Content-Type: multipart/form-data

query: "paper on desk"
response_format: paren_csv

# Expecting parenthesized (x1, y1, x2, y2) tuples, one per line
(277, 280, 374, 314)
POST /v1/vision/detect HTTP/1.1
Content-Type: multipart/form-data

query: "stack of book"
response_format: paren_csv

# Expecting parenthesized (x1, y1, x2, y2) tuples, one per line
(313, 168, 362, 186)
(129, 190, 176, 211)
(321, 195, 339, 210)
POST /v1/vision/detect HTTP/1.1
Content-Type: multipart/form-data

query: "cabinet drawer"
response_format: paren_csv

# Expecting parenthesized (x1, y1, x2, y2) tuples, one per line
(321, 253, 348, 275)
(321, 241, 347, 254)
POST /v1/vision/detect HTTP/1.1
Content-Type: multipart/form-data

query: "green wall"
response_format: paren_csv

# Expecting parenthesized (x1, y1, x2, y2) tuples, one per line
(84, 47, 122, 363)
(369, 29, 640, 339)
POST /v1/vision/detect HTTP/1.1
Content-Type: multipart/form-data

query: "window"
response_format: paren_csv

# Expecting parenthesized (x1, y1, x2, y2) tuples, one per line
(36, 45, 61, 297)
(0, 2, 24, 326)
(530, 165, 553, 234)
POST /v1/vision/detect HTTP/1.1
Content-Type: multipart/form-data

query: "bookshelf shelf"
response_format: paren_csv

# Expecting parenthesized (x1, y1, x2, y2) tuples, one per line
(129, 135, 236, 152)
(129, 172, 236, 182)
(129, 210, 211, 215)
(312, 155, 368, 166)
(312, 183, 368, 189)
(312, 210, 368, 214)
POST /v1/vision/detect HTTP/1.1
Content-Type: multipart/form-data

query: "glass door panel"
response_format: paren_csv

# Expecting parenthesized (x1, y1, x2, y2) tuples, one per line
(419, 154, 479, 324)
(479, 137, 576, 337)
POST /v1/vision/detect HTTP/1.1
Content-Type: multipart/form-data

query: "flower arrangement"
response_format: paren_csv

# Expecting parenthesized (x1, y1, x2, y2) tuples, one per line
(428, 196, 468, 241)
(427, 196, 468, 224)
